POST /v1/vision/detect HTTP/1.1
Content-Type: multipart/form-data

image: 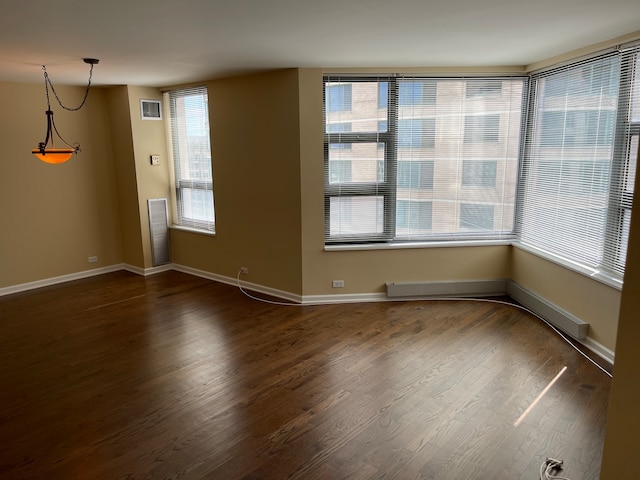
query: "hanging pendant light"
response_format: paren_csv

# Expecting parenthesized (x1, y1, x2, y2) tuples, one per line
(31, 58, 99, 164)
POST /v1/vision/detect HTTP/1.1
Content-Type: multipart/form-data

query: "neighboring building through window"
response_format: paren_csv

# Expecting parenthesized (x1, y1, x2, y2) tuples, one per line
(462, 160, 497, 187)
(519, 50, 638, 279)
(326, 84, 352, 112)
(464, 114, 500, 143)
(324, 76, 524, 243)
(167, 86, 215, 232)
(323, 46, 639, 284)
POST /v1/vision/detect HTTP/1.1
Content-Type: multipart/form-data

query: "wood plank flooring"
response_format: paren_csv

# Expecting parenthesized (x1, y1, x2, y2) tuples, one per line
(0, 271, 611, 479)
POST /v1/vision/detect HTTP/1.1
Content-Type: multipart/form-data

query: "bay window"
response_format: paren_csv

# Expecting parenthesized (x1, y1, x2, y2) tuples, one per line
(324, 41, 640, 283)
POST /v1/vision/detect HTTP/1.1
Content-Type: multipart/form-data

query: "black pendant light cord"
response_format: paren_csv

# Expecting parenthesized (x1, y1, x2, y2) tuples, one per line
(42, 60, 95, 112)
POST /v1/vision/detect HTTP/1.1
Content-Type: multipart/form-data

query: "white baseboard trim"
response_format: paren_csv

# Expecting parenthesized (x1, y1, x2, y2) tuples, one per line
(0, 263, 175, 296)
(1, 264, 615, 365)
(581, 337, 615, 366)
(172, 263, 303, 304)
(124, 263, 174, 276)
(0, 264, 126, 296)
(506, 281, 614, 365)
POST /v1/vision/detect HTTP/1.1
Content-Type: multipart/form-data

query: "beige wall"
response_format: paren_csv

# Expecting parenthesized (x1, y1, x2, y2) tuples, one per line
(126, 86, 172, 269)
(298, 68, 511, 296)
(0, 70, 625, 354)
(170, 69, 304, 294)
(106, 86, 143, 268)
(510, 248, 621, 351)
(600, 143, 640, 478)
(0, 82, 123, 288)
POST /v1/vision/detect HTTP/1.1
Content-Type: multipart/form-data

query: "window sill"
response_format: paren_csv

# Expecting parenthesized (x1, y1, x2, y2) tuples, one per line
(324, 239, 512, 252)
(324, 239, 624, 291)
(511, 242, 622, 291)
(170, 225, 216, 236)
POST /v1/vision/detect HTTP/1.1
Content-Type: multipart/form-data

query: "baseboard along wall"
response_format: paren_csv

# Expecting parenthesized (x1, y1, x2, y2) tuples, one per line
(0, 264, 613, 365)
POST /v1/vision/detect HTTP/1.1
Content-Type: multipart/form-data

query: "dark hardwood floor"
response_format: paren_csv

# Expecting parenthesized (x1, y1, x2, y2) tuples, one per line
(0, 271, 610, 479)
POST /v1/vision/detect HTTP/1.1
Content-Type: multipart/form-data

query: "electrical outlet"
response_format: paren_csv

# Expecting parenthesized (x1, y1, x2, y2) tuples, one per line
(240, 267, 249, 275)
(88, 256, 98, 263)
(332, 280, 344, 288)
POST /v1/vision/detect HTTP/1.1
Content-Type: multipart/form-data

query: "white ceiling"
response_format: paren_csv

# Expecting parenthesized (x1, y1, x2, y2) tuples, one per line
(1, 0, 639, 87)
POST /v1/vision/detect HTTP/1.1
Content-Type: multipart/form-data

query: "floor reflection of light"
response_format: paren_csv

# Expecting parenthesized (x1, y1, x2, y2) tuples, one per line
(513, 366, 567, 427)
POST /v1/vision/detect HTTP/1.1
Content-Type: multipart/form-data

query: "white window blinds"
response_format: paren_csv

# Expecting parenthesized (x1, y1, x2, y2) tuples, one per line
(519, 45, 639, 280)
(167, 86, 215, 232)
(324, 76, 526, 243)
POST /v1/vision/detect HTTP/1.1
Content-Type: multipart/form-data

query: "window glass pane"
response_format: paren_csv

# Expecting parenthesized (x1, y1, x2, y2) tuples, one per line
(328, 143, 384, 184)
(397, 200, 432, 233)
(379, 82, 388, 109)
(398, 161, 434, 190)
(540, 110, 615, 147)
(520, 55, 621, 273)
(326, 84, 352, 112)
(460, 204, 495, 231)
(464, 115, 500, 143)
(627, 135, 638, 193)
(180, 187, 215, 224)
(168, 86, 214, 232)
(327, 122, 352, 150)
(398, 118, 435, 148)
(398, 80, 437, 105)
(462, 160, 497, 187)
(466, 80, 503, 97)
(329, 196, 384, 237)
(325, 81, 386, 133)
(324, 76, 524, 243)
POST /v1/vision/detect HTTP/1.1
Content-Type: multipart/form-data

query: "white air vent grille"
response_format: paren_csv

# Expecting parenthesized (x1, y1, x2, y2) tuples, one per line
(148, 198, 170, 266)
(140, 99, 162, 120)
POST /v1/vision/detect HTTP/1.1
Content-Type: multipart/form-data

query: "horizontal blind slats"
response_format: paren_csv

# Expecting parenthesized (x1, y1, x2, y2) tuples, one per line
(324, 75, 526, 243)
(168, 86, 215, 232)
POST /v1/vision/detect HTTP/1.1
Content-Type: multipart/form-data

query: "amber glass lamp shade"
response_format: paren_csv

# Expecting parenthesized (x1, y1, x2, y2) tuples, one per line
(31, 148, 75, 164)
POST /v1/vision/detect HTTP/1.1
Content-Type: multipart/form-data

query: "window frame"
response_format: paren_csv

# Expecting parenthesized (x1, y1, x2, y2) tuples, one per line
(167, 86, 215, 233)
(324, 75, 525, 245)
(516, 48, 638, 282)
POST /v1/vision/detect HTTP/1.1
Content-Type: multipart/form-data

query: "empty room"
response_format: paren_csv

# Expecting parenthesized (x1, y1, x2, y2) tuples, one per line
(1, 0, 640, 478)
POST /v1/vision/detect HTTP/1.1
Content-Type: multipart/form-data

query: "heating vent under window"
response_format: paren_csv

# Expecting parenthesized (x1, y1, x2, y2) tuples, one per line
(148, 198, 170, 266)
(386, 280, 507, 298)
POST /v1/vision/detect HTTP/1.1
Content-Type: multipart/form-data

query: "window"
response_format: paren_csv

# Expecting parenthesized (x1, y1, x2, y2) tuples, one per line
(464, 114, 500, 143)
(167, 86, 214, 232)
(398, 118, 436, 148)
(329, 160, 352, 183)
(462, 160, 497, 187)
(466, 80, 503, 97)
(540, 110, 615, 147)
(324, 44, 639, 283)
(519, 48, 639, 279)
(324, 76, 525, 243)
(460, 203, 495, 231)
(379, 82, 388, 109)
(397, 200, 432, 231)
(327, 122, 352, 150)
(326, 83, 352, 112)
(398, 161, 434, 190)
(398, 80, 437, 105)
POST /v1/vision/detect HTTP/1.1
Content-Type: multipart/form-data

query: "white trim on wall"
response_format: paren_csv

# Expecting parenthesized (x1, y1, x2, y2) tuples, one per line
(0, 264, 614, 366)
